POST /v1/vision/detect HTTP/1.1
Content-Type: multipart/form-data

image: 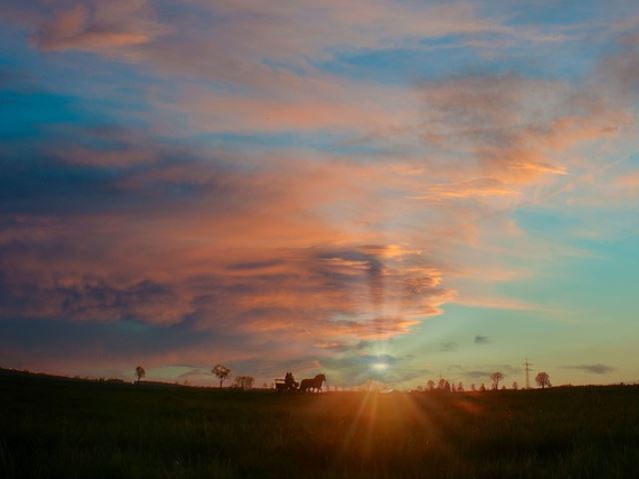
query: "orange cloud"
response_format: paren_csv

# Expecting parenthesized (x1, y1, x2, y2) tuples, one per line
(34, 1, 167, 51)
(3, 1, 639, 383)
(416, 178, 519, 201)
(0, 147, 457, 356)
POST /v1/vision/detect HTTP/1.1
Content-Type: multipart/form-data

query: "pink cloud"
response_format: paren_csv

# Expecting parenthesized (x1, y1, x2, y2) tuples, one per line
(0, 149, 457, 355)
(3, 1, 639, 384)
(34, 1, 167, 51)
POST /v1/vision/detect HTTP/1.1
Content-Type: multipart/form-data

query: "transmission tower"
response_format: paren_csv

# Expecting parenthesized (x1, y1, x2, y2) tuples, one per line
(523, 358, 533, 389)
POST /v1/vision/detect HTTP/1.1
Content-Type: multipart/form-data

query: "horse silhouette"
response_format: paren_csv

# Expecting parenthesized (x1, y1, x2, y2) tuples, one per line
(299, 374, 326, 393)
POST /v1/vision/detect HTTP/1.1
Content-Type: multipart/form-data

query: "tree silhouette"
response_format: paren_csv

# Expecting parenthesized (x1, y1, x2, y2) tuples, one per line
(135, 366, 145, 383)
(234, 376, 254, 390)
(471, 383, 476, 392)
(457, 382, 464, 392)
(212, 364, 231, 388)
(490, 372, 504, 390)
(535, 371, 551, 389)
(512, 381, 518, 390)
(479, 383, 486, 392)
(437, 378, 450, 391)
(426, 379, 435, 391)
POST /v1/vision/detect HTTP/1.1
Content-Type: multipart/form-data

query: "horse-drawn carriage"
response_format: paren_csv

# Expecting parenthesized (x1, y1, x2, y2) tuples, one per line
(274, 372, 326, 392)
(274, 372, 299, 392)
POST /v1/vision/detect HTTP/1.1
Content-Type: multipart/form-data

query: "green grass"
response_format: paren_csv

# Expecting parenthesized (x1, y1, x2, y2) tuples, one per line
(1, 372, 638, 478)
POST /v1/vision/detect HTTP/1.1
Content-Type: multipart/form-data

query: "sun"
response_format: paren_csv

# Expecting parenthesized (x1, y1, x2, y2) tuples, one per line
(371, 362, 389, 371)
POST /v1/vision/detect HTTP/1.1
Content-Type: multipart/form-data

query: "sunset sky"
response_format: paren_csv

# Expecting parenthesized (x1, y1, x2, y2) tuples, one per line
(2, 0, 639, 388)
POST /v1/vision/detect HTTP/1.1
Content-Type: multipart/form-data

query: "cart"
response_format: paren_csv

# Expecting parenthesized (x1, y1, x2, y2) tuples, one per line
(274, 373, 298, 392)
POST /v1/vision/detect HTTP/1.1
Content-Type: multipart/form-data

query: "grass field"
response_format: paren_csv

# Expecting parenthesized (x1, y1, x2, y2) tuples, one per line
(1, 371, 638, 478)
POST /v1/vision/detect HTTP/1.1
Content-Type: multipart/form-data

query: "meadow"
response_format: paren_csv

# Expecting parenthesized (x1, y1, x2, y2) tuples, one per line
(1, 371, 638, 478)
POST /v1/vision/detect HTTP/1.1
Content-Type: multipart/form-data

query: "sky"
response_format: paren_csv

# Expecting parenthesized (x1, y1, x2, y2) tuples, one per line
(1, 0, 639, 389)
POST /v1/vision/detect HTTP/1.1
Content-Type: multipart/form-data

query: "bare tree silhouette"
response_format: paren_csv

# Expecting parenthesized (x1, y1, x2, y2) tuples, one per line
(135, 366, 145, 383)
(490, 372, 504, 390)
(234, 376, 254, 390)
(212, 364, 231, 388)
(535, 372, 551, 389)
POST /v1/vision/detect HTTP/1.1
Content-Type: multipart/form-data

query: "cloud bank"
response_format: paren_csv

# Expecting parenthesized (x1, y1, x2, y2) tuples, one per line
(1, 0, 638, 385)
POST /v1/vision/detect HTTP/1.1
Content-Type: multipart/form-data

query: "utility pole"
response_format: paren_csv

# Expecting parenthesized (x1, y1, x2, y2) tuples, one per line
(523, 358, 532, 389)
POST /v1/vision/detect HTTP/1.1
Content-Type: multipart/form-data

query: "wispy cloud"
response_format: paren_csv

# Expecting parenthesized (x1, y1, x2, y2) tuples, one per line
(34, 1, 168, 51)
(564, 364, 615, 375)
(440, 342, 458, 352)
